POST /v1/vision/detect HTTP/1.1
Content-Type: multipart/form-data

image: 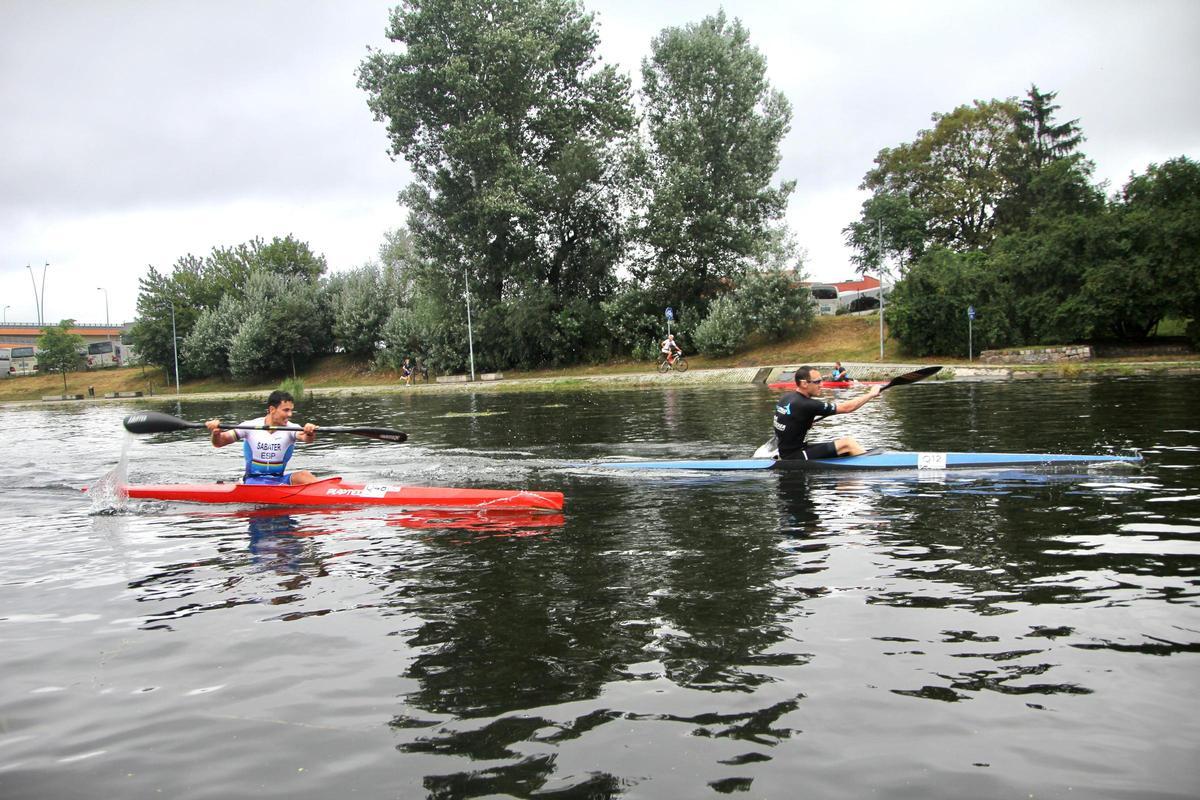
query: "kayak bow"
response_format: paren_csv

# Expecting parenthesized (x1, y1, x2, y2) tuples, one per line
(122, 477, 563, 511)
(595, 450, 1143, 472)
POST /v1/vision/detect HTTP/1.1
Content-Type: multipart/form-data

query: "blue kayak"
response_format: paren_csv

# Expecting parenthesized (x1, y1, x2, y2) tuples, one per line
(593, 451, 1143, 471)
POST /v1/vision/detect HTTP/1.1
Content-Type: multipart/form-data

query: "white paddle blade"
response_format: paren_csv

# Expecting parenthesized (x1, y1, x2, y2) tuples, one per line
(752, 439, 780, 459)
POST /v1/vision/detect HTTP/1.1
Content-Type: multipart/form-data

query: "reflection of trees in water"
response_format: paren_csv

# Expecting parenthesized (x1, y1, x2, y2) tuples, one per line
(858, 473, 1172, 612)
(387, 479, 805, 790)
(775, 468, 1179, 704)
(629, 481, 810, 691)
(399, 714, 624, 798)
(390, 535, 651, 716)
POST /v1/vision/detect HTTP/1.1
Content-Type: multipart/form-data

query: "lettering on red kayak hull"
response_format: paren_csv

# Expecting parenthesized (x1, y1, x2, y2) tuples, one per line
(122, 477, 563, 511)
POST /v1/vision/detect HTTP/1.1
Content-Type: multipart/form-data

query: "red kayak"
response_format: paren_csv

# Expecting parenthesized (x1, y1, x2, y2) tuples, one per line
(766, 378, 888, 391)
(121, 477, 564, 511)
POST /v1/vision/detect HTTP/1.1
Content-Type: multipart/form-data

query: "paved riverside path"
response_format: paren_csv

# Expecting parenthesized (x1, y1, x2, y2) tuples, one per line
(4, 360, 1200, 409)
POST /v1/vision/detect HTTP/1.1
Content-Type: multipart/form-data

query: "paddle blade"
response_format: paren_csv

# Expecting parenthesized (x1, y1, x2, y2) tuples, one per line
(123, 411, 201, 434)
(321, 426, 407, 443)
(881, 365, 942, 391)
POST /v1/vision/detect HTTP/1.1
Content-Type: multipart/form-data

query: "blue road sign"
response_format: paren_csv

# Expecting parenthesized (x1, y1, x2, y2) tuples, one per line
(665, 307, 674, 321)
(968, 305, 975, 320)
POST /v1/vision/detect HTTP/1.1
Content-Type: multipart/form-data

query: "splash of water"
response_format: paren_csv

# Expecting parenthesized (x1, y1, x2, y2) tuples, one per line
(87, 434, 132, 514)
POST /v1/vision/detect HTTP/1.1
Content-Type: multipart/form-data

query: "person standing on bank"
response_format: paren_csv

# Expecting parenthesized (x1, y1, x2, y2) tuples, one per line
(205, 390, 319, 485)
(767, 365, 881, 460)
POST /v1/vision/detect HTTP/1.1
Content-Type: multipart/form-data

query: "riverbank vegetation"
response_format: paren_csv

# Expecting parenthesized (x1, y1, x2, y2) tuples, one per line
(6, 315, 1197, 405)
(111, 3, 1193, 389)
(849, 88, 1200, 356)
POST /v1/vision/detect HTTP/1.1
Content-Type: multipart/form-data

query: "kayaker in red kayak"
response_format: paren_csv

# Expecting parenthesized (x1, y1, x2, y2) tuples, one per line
(205, 390, 319, 485)
(766, 365, 880, 460)
(830, 361, 849, 382)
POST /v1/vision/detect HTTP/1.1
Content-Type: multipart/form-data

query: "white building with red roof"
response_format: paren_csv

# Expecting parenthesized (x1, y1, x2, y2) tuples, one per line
(806, 275, 885, 315)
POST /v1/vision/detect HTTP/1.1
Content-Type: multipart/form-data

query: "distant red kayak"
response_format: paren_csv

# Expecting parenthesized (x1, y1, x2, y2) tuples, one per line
(766, 379, 888, 391)
(121, 477, 564, 511)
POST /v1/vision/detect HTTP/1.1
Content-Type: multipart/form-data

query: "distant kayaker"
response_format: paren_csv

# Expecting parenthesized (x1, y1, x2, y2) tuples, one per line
(767, 365, 880, 460)
(831, 361, 849, 382)
(206, 390, 319, 485)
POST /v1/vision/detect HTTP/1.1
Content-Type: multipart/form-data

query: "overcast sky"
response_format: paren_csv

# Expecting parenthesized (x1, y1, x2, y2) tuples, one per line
(2, 0, 1197, 326)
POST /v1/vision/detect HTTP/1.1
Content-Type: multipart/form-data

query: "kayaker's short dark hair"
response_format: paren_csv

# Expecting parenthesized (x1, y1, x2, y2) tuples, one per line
(794, 366, 817, 386)
(268, 390, 295, 408)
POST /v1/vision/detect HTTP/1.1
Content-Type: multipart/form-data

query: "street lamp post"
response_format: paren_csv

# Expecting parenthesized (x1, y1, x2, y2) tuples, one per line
(97, 287, 111, 366)
(170, 301, 181, 394)
(97, 287, 109, 327)
(26, 264, 41, 325)
(877, 221, 885, 360)
(24, 262, 48, 325)
(2, 305, 9, 324)
(464, 266, 476, 381)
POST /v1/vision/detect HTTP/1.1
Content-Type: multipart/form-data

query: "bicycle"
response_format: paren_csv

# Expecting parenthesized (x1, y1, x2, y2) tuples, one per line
(658, 353, 688, 373)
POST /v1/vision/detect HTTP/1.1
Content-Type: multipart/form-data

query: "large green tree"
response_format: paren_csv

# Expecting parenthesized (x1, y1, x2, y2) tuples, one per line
(37, 320, 86, 393)
(358, 0, 635, 319)
(129, 235, 328, 379)
(635, 11, 794, 307)
(1074, 157, 1200, 340)
(843, 190, 929, 275)
(862, 99, 1020, 253)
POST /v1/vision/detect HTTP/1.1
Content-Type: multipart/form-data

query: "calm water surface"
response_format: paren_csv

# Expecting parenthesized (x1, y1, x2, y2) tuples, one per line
(1, 377, 1198, 799)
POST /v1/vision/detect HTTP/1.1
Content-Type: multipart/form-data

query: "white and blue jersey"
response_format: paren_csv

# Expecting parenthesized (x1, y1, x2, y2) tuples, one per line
(235, 417, 301, 482)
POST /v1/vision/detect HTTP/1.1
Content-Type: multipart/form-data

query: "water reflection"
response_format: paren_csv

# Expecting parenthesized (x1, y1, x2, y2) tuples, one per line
(245, 510, 329, 578)
(4, 377, 1199, 799)
(118, 505, 566, 634)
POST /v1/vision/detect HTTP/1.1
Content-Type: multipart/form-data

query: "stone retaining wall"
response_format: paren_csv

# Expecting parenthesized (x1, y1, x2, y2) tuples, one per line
(1093, 342, 1194, 359)
(979, 345, 1093, 364)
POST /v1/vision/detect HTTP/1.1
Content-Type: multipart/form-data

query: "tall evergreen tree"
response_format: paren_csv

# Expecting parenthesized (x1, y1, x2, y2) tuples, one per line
(996, 85, 1100, 230)
(1016, 84, 1083, 169)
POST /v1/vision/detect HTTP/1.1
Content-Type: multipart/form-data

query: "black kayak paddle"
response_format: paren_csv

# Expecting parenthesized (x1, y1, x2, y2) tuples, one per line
(878, 365, 942, 391)
(122, 411, 407, 443)
(753, 365, 943, 458)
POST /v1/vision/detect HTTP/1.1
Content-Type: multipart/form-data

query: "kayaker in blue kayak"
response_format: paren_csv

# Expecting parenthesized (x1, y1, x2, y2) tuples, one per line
(830, 361, 850, 381)
(205, 390, 319, 485)
(765, 365, 880, 460)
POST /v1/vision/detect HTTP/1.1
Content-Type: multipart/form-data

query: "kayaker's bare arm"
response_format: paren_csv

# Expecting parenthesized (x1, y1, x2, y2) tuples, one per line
(205, 419, 237, 448)
(834, 385, 882, 415)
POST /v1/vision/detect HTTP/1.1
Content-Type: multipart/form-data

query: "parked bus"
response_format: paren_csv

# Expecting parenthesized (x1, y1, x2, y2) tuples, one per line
(86, 340, 118, 368)
(2, 346, 39, 377)
(809, 285, 839, 316)
(807, 277, 884, 315)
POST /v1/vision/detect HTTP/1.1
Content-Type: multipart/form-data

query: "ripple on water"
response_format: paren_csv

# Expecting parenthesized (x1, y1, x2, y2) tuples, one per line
(3, 381, 1200, 798)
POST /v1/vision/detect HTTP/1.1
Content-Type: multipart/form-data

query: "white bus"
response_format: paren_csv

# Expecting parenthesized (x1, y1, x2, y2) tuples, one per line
(808, 278, 884, 315)
(86, 341, 118, 368)
(1, 346, 39, 377)
(809, 285, 840, 315)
